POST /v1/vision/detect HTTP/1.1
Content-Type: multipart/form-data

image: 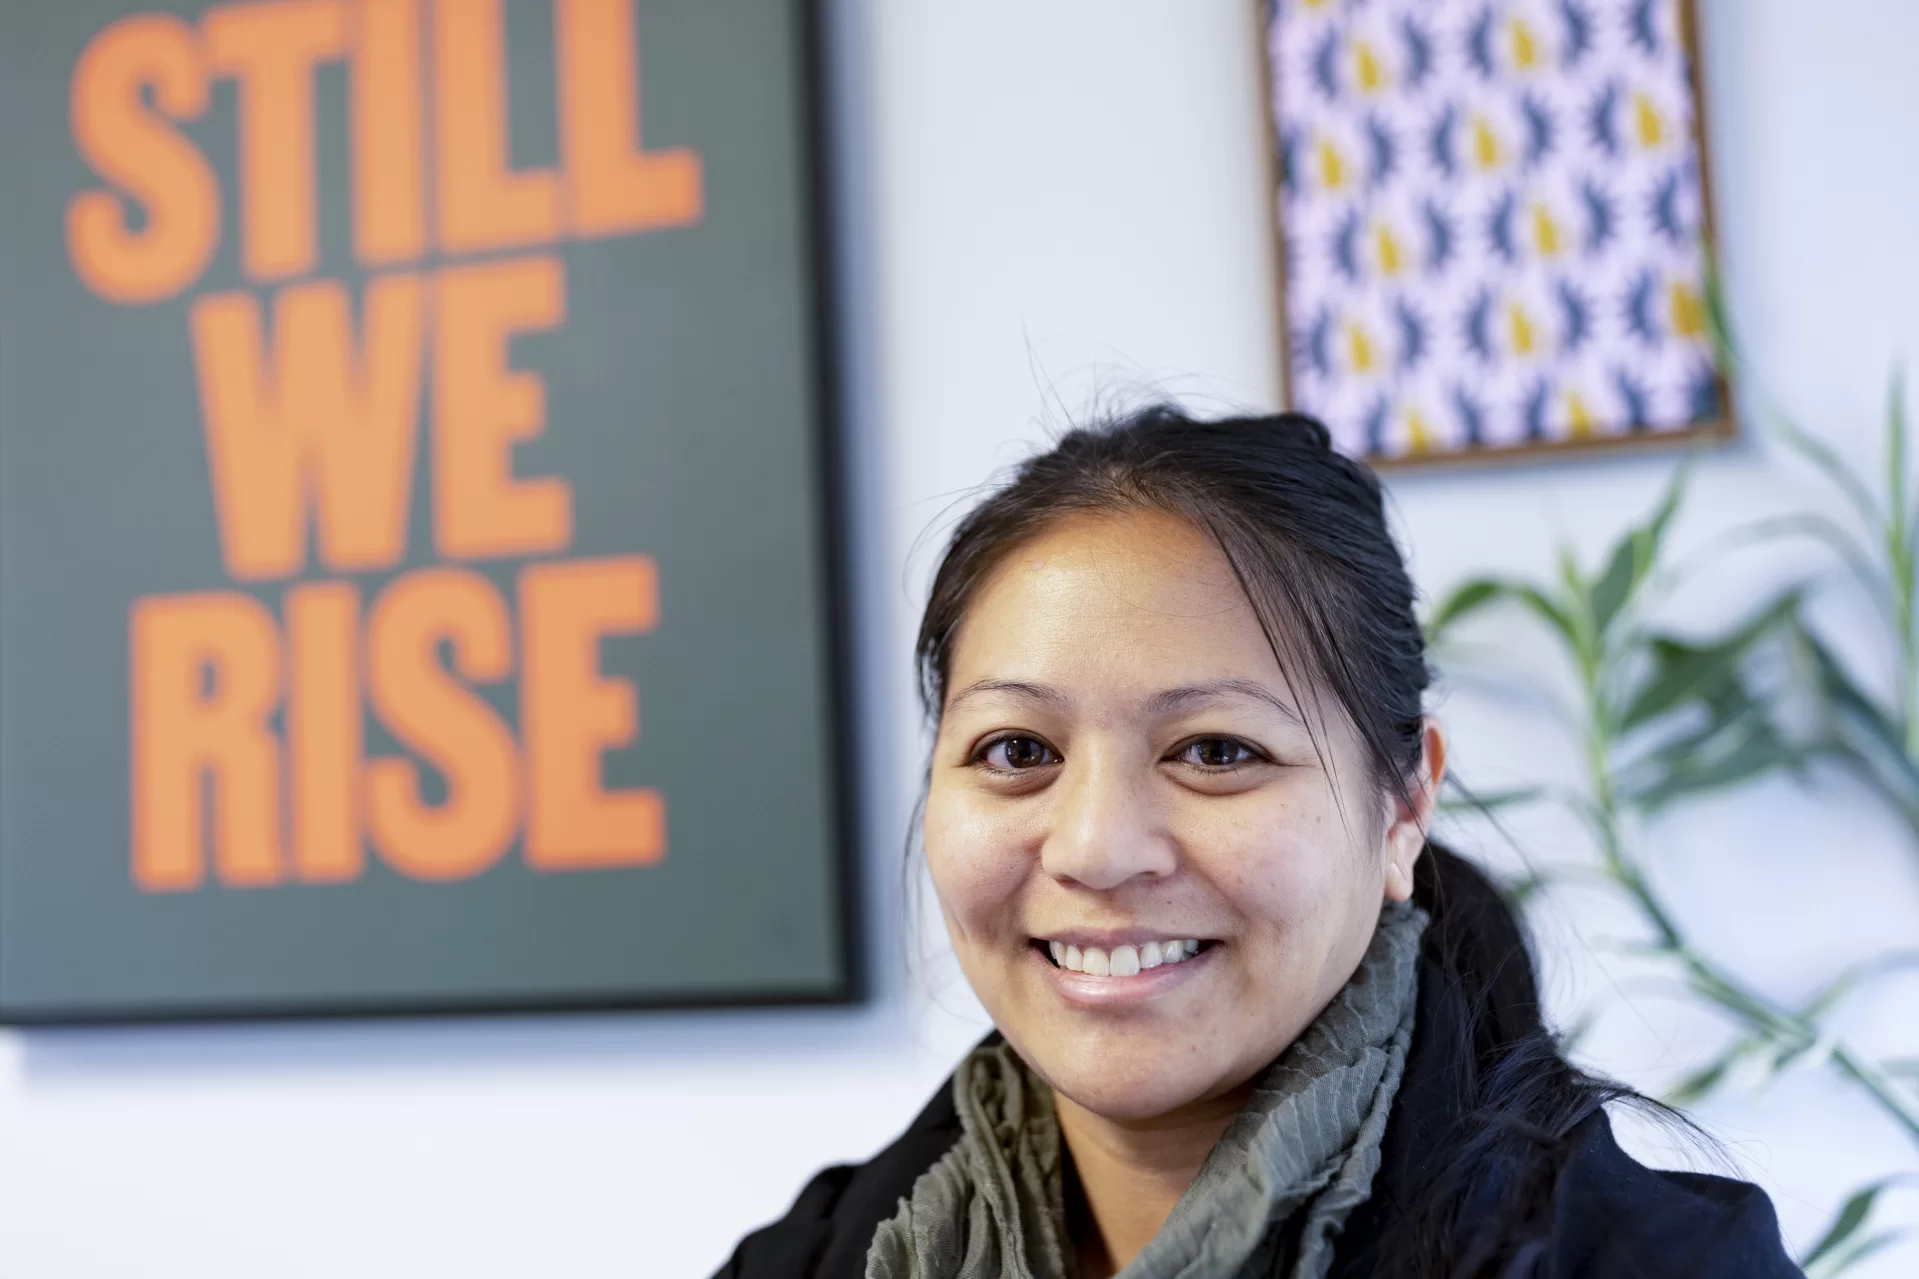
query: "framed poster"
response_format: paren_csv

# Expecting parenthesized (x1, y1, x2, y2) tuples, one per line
(0, 0, 857, 1022)
(1262, 0, 1731, 465)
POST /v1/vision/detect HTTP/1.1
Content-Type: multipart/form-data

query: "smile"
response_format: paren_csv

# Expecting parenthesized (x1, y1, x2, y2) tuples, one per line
(1039, 938, 1209, 976)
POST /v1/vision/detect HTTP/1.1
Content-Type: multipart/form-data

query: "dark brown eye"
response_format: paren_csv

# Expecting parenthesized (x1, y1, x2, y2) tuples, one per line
(1180, 737, 1258, 769)
(981, 735, 1058, 770)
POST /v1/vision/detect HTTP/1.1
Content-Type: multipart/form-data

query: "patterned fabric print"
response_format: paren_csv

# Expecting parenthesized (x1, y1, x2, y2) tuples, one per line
(1268, 0, 1720, 460)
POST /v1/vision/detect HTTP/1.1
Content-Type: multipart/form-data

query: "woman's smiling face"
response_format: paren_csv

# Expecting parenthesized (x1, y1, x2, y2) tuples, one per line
(924, 509, 1433, 1121)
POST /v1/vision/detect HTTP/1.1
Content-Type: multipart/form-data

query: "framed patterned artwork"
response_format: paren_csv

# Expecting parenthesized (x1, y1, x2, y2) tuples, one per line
(1261, 0, 1730, 464)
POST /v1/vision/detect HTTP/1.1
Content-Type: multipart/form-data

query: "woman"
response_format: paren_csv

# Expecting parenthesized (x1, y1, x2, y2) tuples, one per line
(720, 409, 1801, 1279)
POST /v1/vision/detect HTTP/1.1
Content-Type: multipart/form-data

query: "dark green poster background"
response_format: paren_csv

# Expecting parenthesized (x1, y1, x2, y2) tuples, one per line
(0, 0, 853, 1020)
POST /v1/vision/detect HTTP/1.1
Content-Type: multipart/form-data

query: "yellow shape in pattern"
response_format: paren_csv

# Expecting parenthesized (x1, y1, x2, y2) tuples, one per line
(1509, 15, 1541, 70)
(1668, 279, 1707, 338)
(1472, 117, 1502, 170)
(1353, 39, 1387, 93)
(1531, 203, 1563, 258)
(1506, 301, 1537, 356)
(1317, 136, 1349, 191)
(1374, 222, 1406, 276)
(1633, 92, 1667, 149)
(1346, 321, 1378, 374)
(1403, 405, 1433, 454)
(1565, 389, 1596, 440)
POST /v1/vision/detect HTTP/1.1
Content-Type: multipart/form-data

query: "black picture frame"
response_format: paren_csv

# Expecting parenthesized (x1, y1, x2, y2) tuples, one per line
(0, 0, 862, 1024)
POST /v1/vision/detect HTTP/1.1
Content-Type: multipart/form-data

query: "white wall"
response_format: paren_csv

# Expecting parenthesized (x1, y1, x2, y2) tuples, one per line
(3, 2, 1916, 1276)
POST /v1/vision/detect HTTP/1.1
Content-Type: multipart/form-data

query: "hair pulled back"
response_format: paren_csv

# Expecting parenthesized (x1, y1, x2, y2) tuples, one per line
(913, 407, 1624, 1278)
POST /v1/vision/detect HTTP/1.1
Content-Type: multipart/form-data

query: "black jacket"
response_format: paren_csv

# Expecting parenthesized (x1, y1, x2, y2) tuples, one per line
(717, 955, 1803, 1278)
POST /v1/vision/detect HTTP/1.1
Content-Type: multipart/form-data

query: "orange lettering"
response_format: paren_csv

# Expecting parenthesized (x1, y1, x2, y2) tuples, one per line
(365, 569, 519, 880)
(203, 1, 349, 282)
(433, 0, 560, 254)
(130, 593, 283, 891)
(191, 273, 426, 579)
(433, 256, 571, 560)
(520, 556, 663, 869)
(66, 15, 220, 304)
(287, 581, 362, 882)
(555, 0, 703, 237)
(351, 0, 426, 265)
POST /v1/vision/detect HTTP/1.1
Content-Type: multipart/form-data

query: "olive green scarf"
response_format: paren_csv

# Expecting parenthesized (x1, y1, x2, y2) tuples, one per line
(867, 903, 1427, 1279)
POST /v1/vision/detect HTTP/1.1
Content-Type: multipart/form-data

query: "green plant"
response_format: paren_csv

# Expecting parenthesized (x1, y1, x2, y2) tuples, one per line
(1798, 1176, 1915, 1279)
(1704, 273, 1919, 839)
(1428, 448, 1918, 1271)
(1752, 372, 1919, 844)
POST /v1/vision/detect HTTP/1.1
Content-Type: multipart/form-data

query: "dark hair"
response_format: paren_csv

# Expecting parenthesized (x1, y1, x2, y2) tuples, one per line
(913, 406, 1629, 1277)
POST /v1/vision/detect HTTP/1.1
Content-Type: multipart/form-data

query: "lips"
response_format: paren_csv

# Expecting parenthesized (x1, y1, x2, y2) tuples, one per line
(1029, 934, 1216, 1009)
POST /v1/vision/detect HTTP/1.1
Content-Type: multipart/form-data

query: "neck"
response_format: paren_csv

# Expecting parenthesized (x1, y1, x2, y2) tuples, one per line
(1053, 1084, 1252, 1278)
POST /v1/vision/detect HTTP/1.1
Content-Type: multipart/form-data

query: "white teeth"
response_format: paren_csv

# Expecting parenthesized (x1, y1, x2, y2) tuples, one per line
(1045, 938, 1205, 975)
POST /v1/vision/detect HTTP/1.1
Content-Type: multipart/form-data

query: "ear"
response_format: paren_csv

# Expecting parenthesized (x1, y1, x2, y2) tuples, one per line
(1383, 717, 1446, 902)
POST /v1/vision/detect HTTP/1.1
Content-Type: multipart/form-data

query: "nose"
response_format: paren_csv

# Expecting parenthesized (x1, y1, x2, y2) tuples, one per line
(1039, 748, 1178, 891)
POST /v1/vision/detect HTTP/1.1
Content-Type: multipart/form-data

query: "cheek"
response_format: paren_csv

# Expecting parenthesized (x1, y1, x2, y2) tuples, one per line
(923, 782, 1036, 941)
(1191, 791, 1382, 935)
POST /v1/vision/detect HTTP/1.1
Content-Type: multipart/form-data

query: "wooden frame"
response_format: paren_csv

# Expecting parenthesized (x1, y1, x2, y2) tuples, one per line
(1258, 0, 1732, 468)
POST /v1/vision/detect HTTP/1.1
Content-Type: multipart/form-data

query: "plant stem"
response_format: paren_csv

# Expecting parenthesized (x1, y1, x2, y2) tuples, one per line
(1896, 540, 1919, 761)
(1582, 653, 1683, 951)
(1835, 1044, 1919, 1148)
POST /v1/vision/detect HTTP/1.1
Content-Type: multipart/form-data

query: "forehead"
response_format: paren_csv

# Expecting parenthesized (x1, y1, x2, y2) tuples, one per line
(947, 509, 1287, 699)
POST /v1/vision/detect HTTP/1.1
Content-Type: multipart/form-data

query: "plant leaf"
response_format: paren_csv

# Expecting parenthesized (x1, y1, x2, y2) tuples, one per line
(1702, 265, 1735, 370)
(1700, 513, 1885, 607)
(1591, 461, 1690, 639)
(1767, 1026, 1834, 1081)
(1557, 545, 1585, 611)
(1800, 1178, 1903, 1271)
(1666, 1042, 1750, 1106)
(1617, 679, 1770, 785)
(1627, 660, 1803, 802)
(1810, 1231, 1906, 1279)
(1427, 578, 1577, 649)
(1766, 405, 1881, 530)
(1588, 539, 1638, 645)
(1888, 367, 1909, 545)
(1441, 784, 1548, 815)
(1618, 590, 1803, 732)
(1426, 579, 1504, 636)
(1628, 719, 1805, 813)
(1794, 622, 1919, 821)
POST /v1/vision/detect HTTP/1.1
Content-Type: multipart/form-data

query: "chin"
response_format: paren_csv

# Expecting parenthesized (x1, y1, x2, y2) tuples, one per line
(1020, 1036, 1220, 1122)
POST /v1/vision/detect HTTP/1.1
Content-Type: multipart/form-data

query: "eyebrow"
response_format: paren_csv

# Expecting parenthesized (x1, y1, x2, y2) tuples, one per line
(1147, 678, 1305, 727)
(946, 676, 1303, 726)
(946, 679, 1069, 712)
